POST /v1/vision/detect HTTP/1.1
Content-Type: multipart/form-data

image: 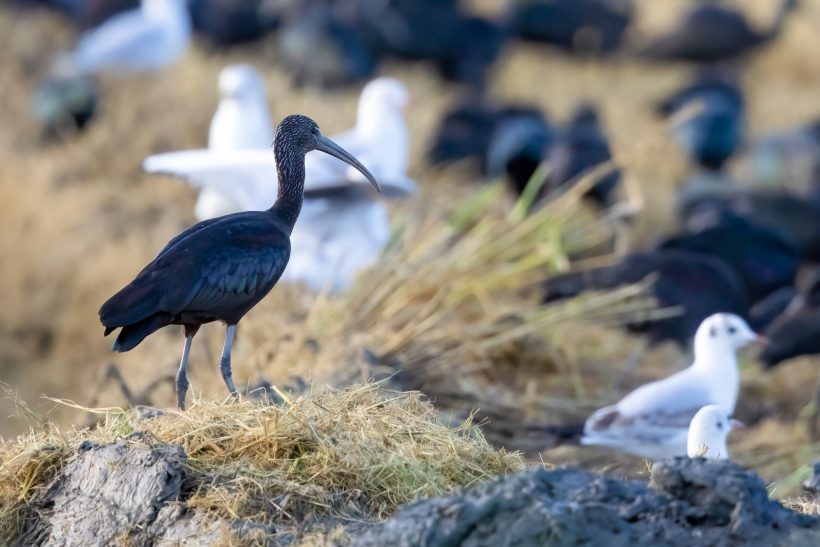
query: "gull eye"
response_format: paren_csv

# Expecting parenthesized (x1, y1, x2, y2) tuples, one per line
(728, 326, 737, 334)
(709, 327, 717, 337)
(716, 421, 723, 430)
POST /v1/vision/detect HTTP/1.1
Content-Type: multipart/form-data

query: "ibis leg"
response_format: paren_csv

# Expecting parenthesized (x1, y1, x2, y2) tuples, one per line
(220, 324, 239, 398)
(176, 328, 197, 410)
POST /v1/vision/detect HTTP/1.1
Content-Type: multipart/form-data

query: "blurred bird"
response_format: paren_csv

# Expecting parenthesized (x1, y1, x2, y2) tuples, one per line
(760, 271, 820, 369)
(189, 0, 281, 46)
(543, 103, 620, 208)
(640, 0, 798, 64)
(67, 0, 191, 74)
(507, 0, 633, 55)
(278, 1, 379, 87)
(680, 187, 820, 263)
(32, 62, 98, 138)
(657, 71, 744, 171)
(145, 76, 414, 293)
(543, 250, 749, 348)
(435, 15, 506, 88)
(660, 211, 798, 304)
(100, 115, 381, 410)
(581, 313, 760, 460)
(687, 404, 741, 459)
(736, 118, 820, 190)
(486, 108, 554, 196)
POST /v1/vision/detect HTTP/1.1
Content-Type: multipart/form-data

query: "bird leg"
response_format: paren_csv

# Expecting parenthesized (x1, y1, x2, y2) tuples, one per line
(176, 326, 198, 410)
(220, 324, 239, 398)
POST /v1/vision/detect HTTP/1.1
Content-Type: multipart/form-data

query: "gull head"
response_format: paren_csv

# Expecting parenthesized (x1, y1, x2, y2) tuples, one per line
(360, 78, 410, 112)
(218, 65, 266, 100)
(274, 115, 380, 193)
(694, 313, 761, 354)
(687, 404, 741, 459)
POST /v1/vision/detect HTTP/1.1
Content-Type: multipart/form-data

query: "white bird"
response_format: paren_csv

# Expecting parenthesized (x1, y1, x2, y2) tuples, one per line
(143, 74, 415, 293)
(687, 404, 742, 460)
(69, 0, 191, 75)
(581, 313, 760, 460)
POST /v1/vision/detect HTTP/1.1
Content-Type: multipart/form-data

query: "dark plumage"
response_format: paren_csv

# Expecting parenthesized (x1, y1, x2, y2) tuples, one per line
(507, 0, 633, 55)
(486, 109, 554, 196)
(427, 99, 544, 172)
(660, 211, 798, 303)
(435, 16, 506, 87)
(543, 250, 749, 347)
(641, 0, 798, 64)
(544, 104, 620, 208)
(189, 0, 281, 46)
(100, 115, 380, 409)
(658, 71, 744, 171)
(32, 71, 99, 138)
(680, 187, 820, 262)
(760, 271, 820, 368)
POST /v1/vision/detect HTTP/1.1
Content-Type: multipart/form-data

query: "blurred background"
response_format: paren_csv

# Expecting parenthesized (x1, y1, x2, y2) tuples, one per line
(1, 0, 819, 496)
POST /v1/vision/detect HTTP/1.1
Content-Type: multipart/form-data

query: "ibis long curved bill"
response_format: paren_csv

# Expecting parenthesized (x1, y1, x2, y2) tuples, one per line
(315, 134, 381, 193)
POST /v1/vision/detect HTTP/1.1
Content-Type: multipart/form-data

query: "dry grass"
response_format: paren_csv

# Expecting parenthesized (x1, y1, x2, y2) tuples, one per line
(0, 382, 523, 543)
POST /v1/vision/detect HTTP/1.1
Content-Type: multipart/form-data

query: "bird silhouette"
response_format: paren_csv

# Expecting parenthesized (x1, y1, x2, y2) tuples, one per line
(100, 115, 380, 410)
(640, 0, 798, 64)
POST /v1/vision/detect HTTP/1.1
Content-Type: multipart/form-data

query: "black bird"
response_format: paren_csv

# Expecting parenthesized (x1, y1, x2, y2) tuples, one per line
(99, 115, 380, 409)
(427, 99, 545, 173)
(543, 249, 749, 348)
(189, 0, 281, 47)
(680, 187, 820, 262)
(660, 211, 798, 304)
(544, 104, 620, 209)
(486, 108, 554, 196)
(435, 15, 506, 88)
(657, 71, 744, 171)
(506, 0, 633, 56)
(760, 270, 820, 368)
(640, 0, 798, 64)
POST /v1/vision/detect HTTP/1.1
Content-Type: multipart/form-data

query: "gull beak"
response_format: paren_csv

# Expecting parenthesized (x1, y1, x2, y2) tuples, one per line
(315, 134, 381, 193)
(730, 418, 746, 430)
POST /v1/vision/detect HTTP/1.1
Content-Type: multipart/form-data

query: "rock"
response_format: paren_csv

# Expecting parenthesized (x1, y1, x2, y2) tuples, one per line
(17, 433, 266, 546)
(355, 458, 820, 547)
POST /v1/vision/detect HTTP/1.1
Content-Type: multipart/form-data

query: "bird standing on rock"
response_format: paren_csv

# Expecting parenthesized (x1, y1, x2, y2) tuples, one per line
(99, 115, 381, 410)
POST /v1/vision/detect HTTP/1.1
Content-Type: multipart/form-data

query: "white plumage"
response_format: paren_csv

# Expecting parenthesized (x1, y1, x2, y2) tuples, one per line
(581, 313, 758, 460)
(687, 404, 739, 460)
(143, 71, 415, 293)
(70, 0, 191, 74)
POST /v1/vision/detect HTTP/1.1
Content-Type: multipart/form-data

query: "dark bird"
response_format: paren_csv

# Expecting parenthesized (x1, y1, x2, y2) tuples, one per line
(543, 103, 620, 209)
(543, 249, 749, 348)
(657, 71, 744, 171)
(435, 15, 506, 88)
(277, 2, 380, 87)
(32, 69, 98, 138)
(660, 211, 799, 304)
(99, 115, 380, 410)
(486, 108, 554, 196)
(506, 0, 633, 56)
(427, 98, 544, 173)
(189, 0, 281, 47)
(680, 187, 820, 262)
(640, 0, 798, 64)
(760, 270, 820, 368)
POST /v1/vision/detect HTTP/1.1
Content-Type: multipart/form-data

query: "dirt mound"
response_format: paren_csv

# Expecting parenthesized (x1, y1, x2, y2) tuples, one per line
(356, 458, 820, 546)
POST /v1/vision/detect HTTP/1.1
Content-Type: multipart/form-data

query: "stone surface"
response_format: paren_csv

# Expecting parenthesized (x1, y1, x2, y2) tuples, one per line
(355, 458, 820, 547)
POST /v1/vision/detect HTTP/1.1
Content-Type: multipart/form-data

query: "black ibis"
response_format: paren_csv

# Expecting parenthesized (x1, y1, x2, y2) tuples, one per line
(506, 0, 634, 56)
(640, 0, 798, 64)
(99, 115, 380, 409)
(543, 249, 749, 348)
(657, 71, 744, 171)
(544, 103, 620, 209)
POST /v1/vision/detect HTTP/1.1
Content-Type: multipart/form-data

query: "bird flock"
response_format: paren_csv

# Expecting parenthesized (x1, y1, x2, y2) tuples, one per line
(13, 0, 820, 464)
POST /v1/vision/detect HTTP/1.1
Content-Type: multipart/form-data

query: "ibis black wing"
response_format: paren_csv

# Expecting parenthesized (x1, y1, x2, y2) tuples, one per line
(100, 213, 291, 328)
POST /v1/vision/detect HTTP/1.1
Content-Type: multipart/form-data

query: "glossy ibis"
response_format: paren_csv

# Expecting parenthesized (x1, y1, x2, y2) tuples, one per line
(581, 313, 759, 460)
(100, 115, 381, 409)
(640, 0, 798, 64)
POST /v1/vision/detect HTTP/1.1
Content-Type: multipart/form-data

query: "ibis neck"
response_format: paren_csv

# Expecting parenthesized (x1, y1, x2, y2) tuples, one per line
(269, 148, 305, 234)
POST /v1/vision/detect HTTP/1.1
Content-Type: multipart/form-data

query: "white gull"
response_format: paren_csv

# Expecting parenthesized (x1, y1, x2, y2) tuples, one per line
(687, 404, 742, 460)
